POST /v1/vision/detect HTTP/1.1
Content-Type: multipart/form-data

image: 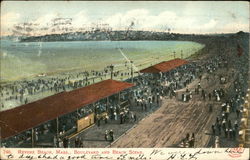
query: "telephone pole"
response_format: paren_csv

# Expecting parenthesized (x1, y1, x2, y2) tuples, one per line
(109, 64, 114, 79)
(130, 60, 134, 83)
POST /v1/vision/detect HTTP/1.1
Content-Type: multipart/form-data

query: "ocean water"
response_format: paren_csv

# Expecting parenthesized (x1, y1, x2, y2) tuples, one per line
(0, 40, 204, 82)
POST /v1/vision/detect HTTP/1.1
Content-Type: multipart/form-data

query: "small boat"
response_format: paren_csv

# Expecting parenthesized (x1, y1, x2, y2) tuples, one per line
(37, 73, 46, 77)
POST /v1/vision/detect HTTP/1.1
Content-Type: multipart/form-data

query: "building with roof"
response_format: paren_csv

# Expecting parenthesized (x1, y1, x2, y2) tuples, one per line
(0, 79, 134, 147)
(140, 58, 188, 73)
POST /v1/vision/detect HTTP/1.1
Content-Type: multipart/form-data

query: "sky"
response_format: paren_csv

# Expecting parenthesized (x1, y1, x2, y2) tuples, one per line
(1, 1, 249, 36)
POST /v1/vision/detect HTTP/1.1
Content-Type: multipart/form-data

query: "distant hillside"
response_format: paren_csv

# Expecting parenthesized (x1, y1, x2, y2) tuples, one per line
(19, 30, 202, 42)
(19, 30, 247, 42)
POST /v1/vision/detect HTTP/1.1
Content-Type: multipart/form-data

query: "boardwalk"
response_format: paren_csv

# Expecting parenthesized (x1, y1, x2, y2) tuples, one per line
(111, 98, 220, 147)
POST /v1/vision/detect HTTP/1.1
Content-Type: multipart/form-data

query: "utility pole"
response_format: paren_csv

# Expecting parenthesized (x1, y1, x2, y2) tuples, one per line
(56, 117, 59, 142)
(110, 64, 114, 79)
(31, 128, 34, 147)
(0, 127, 2, 148)
(130, 60, 134, 83)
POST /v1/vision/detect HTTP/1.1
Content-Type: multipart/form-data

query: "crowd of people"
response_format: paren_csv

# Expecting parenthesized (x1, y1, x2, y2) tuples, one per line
(70, 51, 232, 148)
(179, 133, 195, 148)
(1, 33, 248, 148)
(210, 60, 248, 146)
(0, 62, 140, 111)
